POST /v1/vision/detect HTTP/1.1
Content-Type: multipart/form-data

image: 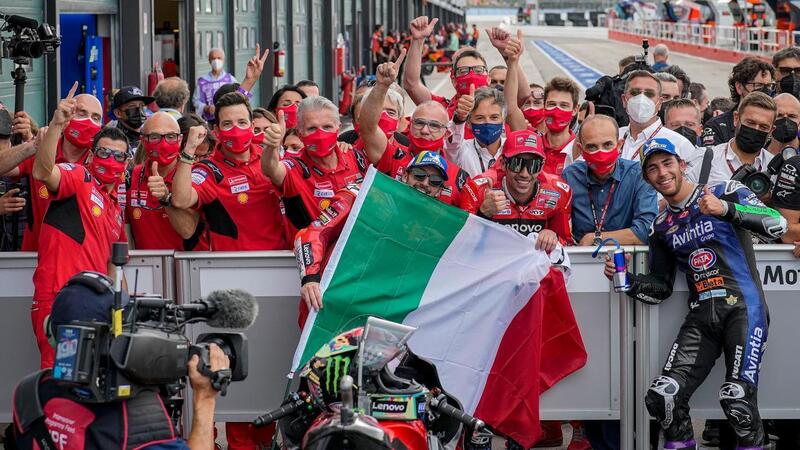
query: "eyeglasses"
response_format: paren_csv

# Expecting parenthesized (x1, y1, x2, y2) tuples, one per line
(745, 81, 776, 92)
(505, 155, 543, 174)
(779, 67, 800, 76)
(143, 132, 181, 144)
(408, 167, 445, 187)
(627, 88, 658, 99)
(453, 65, 488, 77)
(94, 147, 128, 163)
(411, 118, 446, 133)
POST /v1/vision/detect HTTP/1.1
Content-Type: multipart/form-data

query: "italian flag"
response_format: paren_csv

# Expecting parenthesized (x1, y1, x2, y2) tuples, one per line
(291, 167, 587, 447)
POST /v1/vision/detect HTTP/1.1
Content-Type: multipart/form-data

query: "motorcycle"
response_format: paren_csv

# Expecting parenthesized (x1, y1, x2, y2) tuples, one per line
(253, 317, 490, 450)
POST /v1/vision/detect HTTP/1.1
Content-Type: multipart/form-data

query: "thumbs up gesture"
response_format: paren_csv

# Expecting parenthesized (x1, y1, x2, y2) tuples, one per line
(264, 109, 286, 151)
(148, 161, 169, 201)
(456, 84, 476, 122)
(698, 185, 725, 217)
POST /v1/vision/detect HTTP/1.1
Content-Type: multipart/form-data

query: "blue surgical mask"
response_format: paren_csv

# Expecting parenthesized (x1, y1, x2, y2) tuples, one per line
(471, 122, 503, 146)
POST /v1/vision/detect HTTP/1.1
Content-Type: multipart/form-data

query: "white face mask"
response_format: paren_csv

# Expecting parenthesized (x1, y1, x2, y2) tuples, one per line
(626, 93, 656, 124)
(211, 58, 223, 71)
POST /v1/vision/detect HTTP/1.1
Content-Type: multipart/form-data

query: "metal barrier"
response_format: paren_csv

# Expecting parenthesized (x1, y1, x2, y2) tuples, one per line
(0, 250, 175, 423)
(633, 244, 800, 450)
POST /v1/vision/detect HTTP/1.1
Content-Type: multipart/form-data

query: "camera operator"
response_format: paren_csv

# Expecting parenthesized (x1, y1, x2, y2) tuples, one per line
(7, 271, 228, 450)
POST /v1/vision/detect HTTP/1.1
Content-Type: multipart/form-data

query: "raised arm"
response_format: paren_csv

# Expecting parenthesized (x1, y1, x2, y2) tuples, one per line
(240, 43, 270, 93)
(402, 16, 438, 105)
(703, 183, 787, 241)
(360, 49, 406, 164)
(503, 31, 528, 131)
(33, 82, 79, 192)
(170, 126, 206, 209)
(261, 110, 288, 187)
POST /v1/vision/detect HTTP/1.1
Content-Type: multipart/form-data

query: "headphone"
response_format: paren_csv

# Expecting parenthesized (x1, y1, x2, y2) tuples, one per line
(44, 271, 115, 347)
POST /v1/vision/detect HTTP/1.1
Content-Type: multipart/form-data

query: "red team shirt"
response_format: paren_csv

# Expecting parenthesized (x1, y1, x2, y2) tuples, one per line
(542, 132, 575, 177)
(279, 146, 369, 230)
(127, 163, 208, 251)
(190, 145, 286, 251)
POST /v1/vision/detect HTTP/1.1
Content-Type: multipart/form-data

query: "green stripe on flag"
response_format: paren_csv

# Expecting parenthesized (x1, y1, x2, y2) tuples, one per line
(297, 171, 469, 368)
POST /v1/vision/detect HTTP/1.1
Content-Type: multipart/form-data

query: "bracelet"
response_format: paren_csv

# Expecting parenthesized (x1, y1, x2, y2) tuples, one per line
(237, 86, 254, 99)
(179, 150, 196, 162)
(159, 192, 173, 207)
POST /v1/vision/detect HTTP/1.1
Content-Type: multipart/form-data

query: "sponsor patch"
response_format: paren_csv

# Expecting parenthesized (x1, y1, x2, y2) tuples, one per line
(529, 209, 545, 216)
(231, 183, 250, 194)
(314, 189, 335, 198)
(689, 248, 716, 272)
(57, 163, 76, 171)
(191, 168, 209, 184)
(228, 175, 247, 185)
(694, 276, 724, 292)
(698, 289, 727, 301)
(237, 193, 249, 204)
(555, 181, 570, 192)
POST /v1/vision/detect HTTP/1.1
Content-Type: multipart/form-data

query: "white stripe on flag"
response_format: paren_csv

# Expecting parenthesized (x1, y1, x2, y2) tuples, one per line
(402, 214, 554, 413)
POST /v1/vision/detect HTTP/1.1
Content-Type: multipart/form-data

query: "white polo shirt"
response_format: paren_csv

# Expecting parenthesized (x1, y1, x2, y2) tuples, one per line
(687, 140, 774, 184)
(619, 119, 703, 168)
(444, 122, 505, 177)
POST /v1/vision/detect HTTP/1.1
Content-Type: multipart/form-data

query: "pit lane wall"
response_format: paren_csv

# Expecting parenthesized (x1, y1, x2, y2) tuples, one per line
(0, 246, 797, 448)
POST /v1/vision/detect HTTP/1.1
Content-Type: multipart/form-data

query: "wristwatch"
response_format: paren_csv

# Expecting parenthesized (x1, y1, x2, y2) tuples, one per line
(159, 192, 173, 207)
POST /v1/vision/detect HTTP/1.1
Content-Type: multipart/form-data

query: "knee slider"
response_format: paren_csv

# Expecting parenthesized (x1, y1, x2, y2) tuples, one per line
(719, 381, 757, 432)
(646, 375, 680, 428)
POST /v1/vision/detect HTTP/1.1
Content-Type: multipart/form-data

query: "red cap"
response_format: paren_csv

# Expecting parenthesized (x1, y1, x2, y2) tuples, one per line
(503, 130, 545, 159)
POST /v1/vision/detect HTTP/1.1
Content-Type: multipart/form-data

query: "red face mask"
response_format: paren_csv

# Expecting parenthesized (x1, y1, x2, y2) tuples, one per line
(64, 117, 101, 150)
(89, 155, 126, 185)
(453, 72, 489, 96)
(523, 107, 546, 128)
(216, 126, 254, 154)
(301, 128, 338, 157)
(584, 147, 620, 176)
(544, 107, 574, 133)
(378, 111, 399, 138)
(277, 104, 299, 129)
(252, 131, 266, 146)
(144, 139, 182, 167)
(409, 134, 445, 152)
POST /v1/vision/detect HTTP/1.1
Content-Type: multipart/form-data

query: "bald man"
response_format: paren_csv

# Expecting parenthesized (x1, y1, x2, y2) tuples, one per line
(2, 91, 104, 251)
(193, 48, 237, 123)
(127, 112, 205, 250)
(769, 93, 800, 155)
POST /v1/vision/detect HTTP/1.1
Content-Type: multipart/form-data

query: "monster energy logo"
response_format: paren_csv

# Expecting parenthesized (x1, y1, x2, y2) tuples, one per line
(325, 355, 351, 396)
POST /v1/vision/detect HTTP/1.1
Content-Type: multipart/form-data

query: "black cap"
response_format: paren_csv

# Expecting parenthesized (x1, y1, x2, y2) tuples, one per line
(112, 86, 154, 110)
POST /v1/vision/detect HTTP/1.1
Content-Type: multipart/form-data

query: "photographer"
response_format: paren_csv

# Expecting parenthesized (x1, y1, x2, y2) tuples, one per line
(7, 271, 228, 450)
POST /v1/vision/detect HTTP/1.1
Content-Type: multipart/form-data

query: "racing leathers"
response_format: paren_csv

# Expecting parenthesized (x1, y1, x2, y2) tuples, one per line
(459, 167, 572, 242)
(624, 180, 787, 447)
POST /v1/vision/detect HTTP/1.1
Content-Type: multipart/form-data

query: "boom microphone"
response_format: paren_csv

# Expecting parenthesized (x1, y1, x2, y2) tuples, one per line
(189, 289, 259, 329)
(0, 14, 39, 30)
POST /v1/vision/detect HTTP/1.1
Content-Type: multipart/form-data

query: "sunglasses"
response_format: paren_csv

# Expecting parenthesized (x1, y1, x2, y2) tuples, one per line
(505, 156, 543, 174)
(94, 146, 128, 163)
(408, 167, 445, 187)
(779, 67, 800, 76)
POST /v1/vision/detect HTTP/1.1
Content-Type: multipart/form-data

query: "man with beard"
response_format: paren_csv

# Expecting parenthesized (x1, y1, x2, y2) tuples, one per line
(30, 82, 129, 368)
(295, 151, 449, 313)
(110, 86, 153, 157)
(688, 92, 776, 184)
(606, 137, 786, 450)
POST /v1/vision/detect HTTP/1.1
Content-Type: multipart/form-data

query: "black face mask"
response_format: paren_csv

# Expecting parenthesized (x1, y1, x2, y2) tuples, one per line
(122, 107, 146, 129)
(755, 86, 775, 97)
(779, 73, 800, 98)
(772, 116, 798, 143)
(675, 126, 698, 145)
(735, 124, 769, 154)
(702, 109, 713, 126)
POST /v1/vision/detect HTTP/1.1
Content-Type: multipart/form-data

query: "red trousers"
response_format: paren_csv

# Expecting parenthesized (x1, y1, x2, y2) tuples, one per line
(31, 297, 54, 369)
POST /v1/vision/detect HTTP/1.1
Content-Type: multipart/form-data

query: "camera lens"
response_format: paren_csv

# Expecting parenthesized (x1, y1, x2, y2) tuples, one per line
(12, 40, 44, 59)
(746, 173, 771, 197)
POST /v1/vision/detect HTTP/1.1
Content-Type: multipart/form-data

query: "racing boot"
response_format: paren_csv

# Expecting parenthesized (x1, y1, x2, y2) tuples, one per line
(533, 421, 563, 448)
(702, 420, 721, 447)
(567, 421, 592, 450)
(735, 442, 776, 450)
(664, 439, 697, 449)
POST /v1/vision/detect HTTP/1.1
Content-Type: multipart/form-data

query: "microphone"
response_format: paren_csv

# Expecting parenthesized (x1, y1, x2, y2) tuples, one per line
(183, 289, 259, 329)
(1, 14, 39, 30)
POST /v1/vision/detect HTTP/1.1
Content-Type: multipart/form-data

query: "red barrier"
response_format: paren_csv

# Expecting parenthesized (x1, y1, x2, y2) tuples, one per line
(608, 29, 772, 64)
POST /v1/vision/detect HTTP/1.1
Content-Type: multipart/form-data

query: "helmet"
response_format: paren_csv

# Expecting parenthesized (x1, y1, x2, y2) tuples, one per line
(302, 327, 363, 405)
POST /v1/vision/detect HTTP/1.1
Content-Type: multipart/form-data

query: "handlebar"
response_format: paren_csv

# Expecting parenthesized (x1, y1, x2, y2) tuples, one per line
(428, 390, 485, 430)
(252, 392, 310, 427)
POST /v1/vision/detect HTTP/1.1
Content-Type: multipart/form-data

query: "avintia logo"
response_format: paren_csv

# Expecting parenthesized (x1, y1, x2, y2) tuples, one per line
(689, 248, 716, 272)
(671, 221, 714, 247)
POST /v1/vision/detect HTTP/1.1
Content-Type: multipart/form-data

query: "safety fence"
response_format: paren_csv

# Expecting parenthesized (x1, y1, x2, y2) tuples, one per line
(1, 246, 798, 448)
(607, 18, 796, 63)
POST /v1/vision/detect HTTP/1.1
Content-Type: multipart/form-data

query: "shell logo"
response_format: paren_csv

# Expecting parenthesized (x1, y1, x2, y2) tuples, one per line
(38, 185, 49, 199)
(91, 205, 102, 217)
(237, 193, 249, 204)
(132, 208, 142, 220)
(319, 199, 331, 210)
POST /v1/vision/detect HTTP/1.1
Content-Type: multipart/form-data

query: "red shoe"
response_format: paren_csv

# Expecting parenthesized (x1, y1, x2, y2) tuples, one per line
(532, 421, 563, 448)
(567, 421, 592, 450)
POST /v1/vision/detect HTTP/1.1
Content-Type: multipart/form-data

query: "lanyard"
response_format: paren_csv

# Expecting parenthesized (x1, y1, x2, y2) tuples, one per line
(589, 180, 617, 233)
(627, 124, 663, 160)
(725, 143, 761, 174)
(473, 139, 497, 173)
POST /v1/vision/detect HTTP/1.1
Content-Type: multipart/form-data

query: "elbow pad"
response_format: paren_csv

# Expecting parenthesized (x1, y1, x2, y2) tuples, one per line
(726, 202, 789, 240)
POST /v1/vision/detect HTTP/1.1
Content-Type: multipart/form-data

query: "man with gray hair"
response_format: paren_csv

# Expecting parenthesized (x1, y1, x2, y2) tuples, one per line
(260, 95, 370, 229)
(652, 43, 670, 72)
(153, 77, 191, 119)
(654, 72, 681, 102)
(193, 48, 237, 124)
(444, 86, 506, 176)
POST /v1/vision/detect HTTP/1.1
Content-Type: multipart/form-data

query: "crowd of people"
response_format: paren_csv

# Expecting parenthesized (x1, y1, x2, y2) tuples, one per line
(1, 14, 800, 450)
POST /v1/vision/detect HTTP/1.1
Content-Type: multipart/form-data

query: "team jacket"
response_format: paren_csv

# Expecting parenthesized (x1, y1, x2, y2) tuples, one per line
(459, 167, 573, 242)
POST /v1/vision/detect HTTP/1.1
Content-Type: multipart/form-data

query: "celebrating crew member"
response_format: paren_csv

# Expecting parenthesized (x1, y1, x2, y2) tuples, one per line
(171, 92, 286, 251)
(459, 129, 571, 251)
(359, 49, 470, 205)
(606, 138, 786, 449)
(30, 82, 129, 368)
(444, 86, 506, 177)
(127, 112, 205, 250)
(295, 151, 450, 317)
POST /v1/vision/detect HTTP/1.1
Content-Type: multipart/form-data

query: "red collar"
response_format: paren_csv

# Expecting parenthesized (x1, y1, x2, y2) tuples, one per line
(212, 143, 261, 167)
(302, 146, 349, 174)
(543, 131, 575, 154)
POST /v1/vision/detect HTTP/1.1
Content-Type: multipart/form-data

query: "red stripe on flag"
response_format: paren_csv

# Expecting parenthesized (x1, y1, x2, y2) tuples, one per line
(473, 268, 587, 449)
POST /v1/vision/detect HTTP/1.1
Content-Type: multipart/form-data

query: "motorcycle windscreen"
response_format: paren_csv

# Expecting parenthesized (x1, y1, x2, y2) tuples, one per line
(304, 430, 395, 450)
